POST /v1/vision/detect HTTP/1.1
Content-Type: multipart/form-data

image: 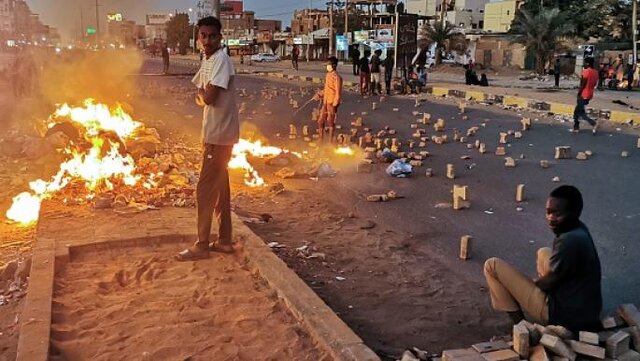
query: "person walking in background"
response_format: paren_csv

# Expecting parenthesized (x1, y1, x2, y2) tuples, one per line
(359, 50, 371, 96)
(351, 46, 360, 76)
(291, 45, 300, 71)
(369, 49, 382, 95)
(554, 58, 561, 87)
(626, 64, 634, 90)
(162, 42, 170, 74)
(597, 63, 606, 91)
(383, 50, 394, 96)
(572, 57, 599, 134)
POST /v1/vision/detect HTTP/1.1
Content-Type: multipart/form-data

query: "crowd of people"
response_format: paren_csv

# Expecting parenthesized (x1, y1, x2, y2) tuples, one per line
(598, 54, 639, 91)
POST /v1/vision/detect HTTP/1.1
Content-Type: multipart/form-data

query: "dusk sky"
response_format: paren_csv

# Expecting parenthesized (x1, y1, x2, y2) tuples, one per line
(28, 0, 322, 41)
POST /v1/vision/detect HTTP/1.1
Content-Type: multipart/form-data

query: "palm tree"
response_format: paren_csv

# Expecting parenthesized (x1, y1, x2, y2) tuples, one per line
(510, 8, 574, 74)
(422, 21, 467, 65)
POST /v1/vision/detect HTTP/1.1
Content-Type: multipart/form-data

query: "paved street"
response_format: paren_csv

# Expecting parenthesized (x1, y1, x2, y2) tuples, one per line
(137, 58, 640, 357)
(167, 54, 640, 113)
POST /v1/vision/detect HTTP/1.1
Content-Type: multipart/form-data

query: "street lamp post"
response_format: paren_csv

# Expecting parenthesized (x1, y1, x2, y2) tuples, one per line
(633, 0, 638, 65)
(189, 8, 197, 54)
(329, 0, 334, 57)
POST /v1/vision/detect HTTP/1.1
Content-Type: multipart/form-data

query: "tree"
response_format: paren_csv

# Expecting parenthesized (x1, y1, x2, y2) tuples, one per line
(510, 8, 574, 74)
(166, 13, 191, 55)
(516, 0, 632, 41)
(421, 21, 467, 65)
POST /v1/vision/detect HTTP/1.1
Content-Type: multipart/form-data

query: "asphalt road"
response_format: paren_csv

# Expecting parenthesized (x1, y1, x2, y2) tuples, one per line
(138, 58, 640, 353)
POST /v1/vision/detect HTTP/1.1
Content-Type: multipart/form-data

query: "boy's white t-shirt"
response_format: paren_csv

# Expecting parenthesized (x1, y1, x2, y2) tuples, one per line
(192, 48, 239, 145)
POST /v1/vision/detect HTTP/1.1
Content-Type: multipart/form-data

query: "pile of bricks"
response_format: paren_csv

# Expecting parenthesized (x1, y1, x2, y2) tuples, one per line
(439, 303, 640, 361)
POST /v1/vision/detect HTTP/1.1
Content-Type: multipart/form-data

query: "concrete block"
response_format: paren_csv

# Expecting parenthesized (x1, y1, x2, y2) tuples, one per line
(544, 326, 574, 340)
(419, 142, 427, 147)
(411, 123, 418, 129)
(568, 340, 605, 359)
(388, 129, 396, 135)
(522, 117, 532, 131)
(479, 143, 487, 154)
(453, 185, 469, 201)
(514, 131, 523, 139)
(579, 331, 600, 346)
(372, 102, 377, 110)
(410, 160, 423, 167)
(460, 235, 472, 260)
(540, 160, 550, 168)
(530, 345, 550, 361)
(425, 168, 433, 177)
(555, 146, 572, 160)
(419, 151, 430, 157)
(453, 197, 471, 210)
(540, 334, 576, 361)
(628, 326, 640, 351)
(514, 322, 531, 359)
(499, 132, 509, 144)
(505, 157, 517, 167)
(447, 164, 456, 179)
(618, 304, 640, 327)
(443, 349, 485, 361)
(637, 138, 640, 149)
(475, 140, 481, 148)
(467, 144, 475, 149)
(495, 147, 506, 156)
(423, 113, 432, 124)
(454, 130, 461, 142)
(520, 320, 542, 345)
(618, 350, 640, 361)
(481, 349, 520, 361)
(576, 152, 589, 160)
(622, 151, 630, 158)
(516, 184, 526, 202)
(302, 125, 310, 136)
(434, 118, 446, 132)
(606, 331, 630, 358)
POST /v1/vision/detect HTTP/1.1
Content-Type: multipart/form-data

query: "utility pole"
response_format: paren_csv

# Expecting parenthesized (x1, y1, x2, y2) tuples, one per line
(344, 0, 348, 60)
(212, 0, 221, 18)
(329, 0, 334, 57)
(95, 0, 100, 37)
(80, 7, 84, 38)
(633, 0, 638, 65)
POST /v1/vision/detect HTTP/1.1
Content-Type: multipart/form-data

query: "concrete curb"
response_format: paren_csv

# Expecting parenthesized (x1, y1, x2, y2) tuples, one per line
(234, 213, 380, 361)
(251, 71, 639, 124)
(16, 206, 379, 361)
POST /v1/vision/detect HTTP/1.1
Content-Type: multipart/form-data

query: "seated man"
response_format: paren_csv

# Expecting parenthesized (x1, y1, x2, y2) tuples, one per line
(483, 185, 602, 332)
(407, 67, 424, 94)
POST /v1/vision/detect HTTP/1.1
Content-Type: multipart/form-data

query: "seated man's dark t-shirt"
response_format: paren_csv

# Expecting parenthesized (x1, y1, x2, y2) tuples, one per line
(548, 221, 602, 331)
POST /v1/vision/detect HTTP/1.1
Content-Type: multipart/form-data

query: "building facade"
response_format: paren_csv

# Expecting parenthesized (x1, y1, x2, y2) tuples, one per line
(483, 0, 521, 33)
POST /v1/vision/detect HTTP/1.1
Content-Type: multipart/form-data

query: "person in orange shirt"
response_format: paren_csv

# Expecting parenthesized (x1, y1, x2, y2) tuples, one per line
(572, 57, 599, 134)
(314, 56, 343, 143)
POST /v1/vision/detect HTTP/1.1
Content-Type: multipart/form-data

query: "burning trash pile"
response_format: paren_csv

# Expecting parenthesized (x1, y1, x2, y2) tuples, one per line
(3, 99, 310, 227)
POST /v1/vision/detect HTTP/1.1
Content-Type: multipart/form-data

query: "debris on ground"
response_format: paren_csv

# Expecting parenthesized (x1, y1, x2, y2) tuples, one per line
(440, 305, 640, 361)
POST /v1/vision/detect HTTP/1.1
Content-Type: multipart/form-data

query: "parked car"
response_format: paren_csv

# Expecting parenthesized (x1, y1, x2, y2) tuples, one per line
(250, 53, 280, 62)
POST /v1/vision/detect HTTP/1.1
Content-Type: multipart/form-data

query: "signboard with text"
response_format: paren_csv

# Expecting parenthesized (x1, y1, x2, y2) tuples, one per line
(395, 13, 418, 70)
(146, 13, 171, 25)
(107, 13, 123, 22)
(336, 35, 348, 51)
